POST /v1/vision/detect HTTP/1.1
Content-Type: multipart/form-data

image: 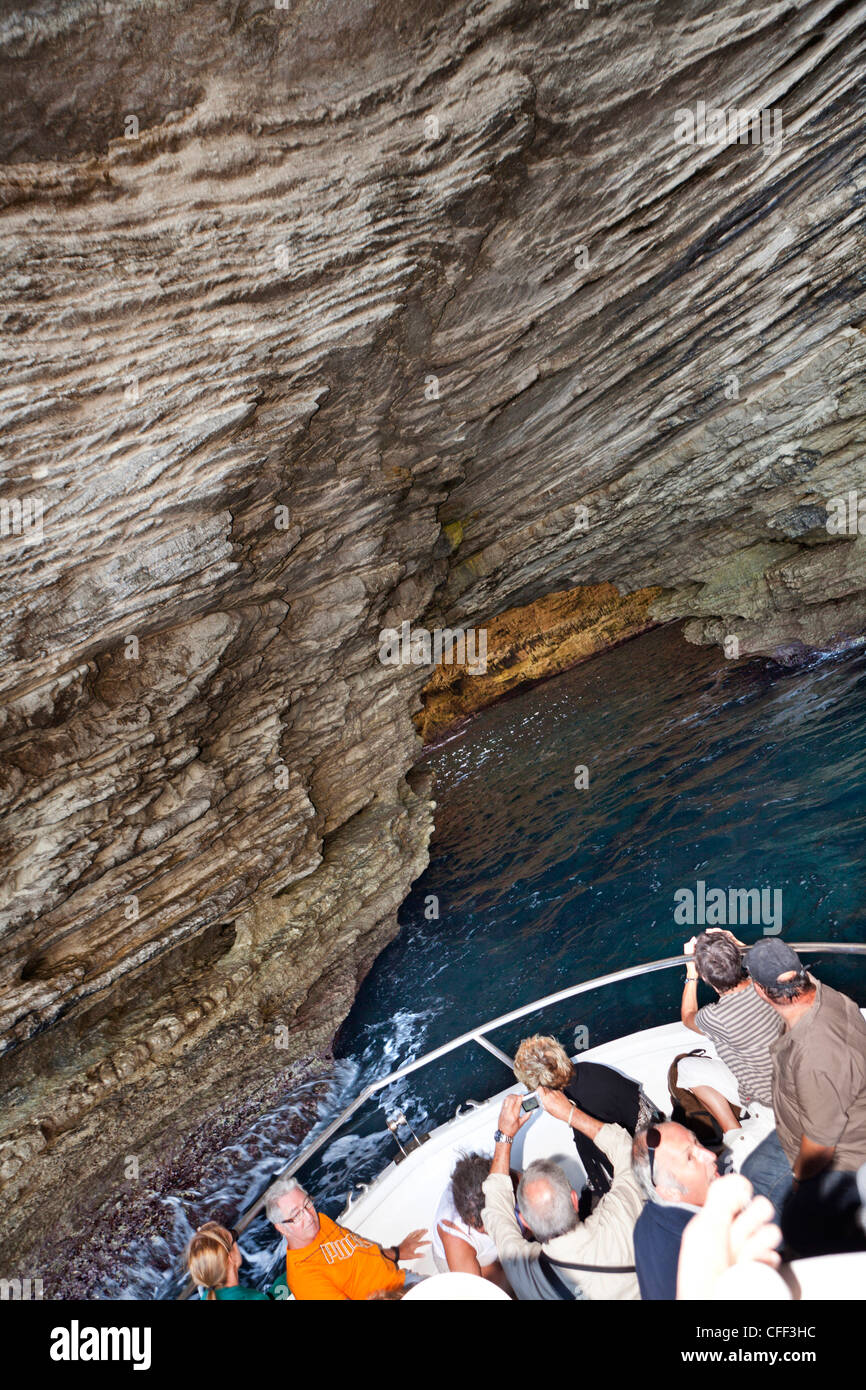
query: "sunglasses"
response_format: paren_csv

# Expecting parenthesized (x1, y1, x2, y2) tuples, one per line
(646, 1126, 661, 1187)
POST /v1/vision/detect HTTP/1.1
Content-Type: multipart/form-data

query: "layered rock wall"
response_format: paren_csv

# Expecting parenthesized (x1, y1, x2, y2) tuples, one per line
(1, 0, 866, 1280)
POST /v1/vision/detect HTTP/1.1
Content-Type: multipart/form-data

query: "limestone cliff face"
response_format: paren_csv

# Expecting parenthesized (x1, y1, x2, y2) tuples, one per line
(1, 0, 866, 1281)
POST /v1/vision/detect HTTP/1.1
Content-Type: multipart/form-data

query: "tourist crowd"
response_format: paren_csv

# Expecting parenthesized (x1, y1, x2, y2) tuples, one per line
(186, 932, 866, 1301)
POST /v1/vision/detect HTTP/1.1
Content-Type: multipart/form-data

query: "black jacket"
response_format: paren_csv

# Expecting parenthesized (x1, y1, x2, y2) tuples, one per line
(564, 1061, 642, 1195)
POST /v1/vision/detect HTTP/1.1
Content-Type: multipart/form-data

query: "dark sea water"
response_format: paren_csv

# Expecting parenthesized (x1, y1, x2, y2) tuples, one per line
(131, 623, 866, 1298)
(325, 623, 866, 1180)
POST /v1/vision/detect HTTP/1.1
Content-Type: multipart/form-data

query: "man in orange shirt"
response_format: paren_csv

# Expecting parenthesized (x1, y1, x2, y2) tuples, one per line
(266, 1178, 429, 1300)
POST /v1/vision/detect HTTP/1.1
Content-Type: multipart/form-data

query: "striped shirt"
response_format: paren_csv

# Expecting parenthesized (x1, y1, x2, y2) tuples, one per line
(696, 984, 782, 1107)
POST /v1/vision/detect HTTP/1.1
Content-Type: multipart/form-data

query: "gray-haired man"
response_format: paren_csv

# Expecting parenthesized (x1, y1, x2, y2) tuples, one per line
(481, 1092, 644, 1300)
(267, 1177, 428, 1299)
(632, 1121, 720, 1299)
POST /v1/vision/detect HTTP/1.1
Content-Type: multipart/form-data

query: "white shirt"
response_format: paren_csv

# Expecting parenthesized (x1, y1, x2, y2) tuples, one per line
(431, 1183, 498, 1267)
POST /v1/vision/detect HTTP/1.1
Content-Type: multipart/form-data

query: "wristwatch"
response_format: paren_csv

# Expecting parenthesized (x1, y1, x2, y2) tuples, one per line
(493, 1129, 514, 1144)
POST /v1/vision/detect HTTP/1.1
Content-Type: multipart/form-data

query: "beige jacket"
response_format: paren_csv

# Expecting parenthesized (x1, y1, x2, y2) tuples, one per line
(481, 1122, 645, 1301)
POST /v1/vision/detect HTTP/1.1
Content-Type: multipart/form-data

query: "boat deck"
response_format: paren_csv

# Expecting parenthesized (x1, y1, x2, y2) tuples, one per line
(337, 1019, 776, 1276)
(188, 945, 864, 1301)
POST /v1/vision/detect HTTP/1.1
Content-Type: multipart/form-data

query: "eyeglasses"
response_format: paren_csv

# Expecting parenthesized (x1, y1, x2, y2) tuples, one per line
(646, 1126, 661, 1188)
(282, 1197, 315, 1227)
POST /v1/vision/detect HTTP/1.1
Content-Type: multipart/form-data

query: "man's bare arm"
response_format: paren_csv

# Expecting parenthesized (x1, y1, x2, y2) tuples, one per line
(490, 1094, 530, 1175)
(681, 935, 703, 1032)
(490, 1135, 513, 1176)
(483, 1096, 538, 1264)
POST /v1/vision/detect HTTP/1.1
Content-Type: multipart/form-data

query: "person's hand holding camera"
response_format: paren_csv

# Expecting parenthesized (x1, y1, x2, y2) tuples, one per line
(497, 1093, 532, 1140)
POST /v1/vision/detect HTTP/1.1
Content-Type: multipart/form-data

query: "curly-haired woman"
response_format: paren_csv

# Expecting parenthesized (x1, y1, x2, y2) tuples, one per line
(514, 1034, 661, 1211)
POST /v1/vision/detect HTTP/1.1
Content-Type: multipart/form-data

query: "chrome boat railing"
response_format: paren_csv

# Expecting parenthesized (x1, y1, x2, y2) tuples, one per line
(177, 941, 866, 1297)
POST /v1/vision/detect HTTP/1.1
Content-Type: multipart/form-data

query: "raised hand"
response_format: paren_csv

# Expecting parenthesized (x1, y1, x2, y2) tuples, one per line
(705, 927, 748, 948)
(536, 1085, 573, 1123)
(498, 1093, 533, 1137)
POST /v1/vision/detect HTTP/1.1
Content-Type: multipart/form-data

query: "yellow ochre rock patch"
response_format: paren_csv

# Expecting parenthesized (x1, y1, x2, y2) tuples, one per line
(414, 583, 662, 744)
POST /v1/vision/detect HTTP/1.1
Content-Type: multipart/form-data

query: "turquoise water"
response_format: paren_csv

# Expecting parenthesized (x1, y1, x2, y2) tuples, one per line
(145, 622, 866, 1296)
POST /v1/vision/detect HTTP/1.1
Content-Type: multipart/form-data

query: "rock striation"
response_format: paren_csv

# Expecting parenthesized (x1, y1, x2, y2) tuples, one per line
(1, 0, 866, 1284)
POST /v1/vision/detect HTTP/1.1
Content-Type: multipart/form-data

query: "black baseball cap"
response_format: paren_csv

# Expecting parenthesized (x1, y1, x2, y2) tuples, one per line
(747, 938, 807, 989)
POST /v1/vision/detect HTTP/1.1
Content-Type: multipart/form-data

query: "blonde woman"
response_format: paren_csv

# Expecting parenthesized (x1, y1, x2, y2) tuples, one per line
(186, 1222, 270, 1301)
(514, 1034, 661, 1214)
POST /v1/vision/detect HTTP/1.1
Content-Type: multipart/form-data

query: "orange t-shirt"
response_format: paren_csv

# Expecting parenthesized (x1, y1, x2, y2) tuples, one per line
(286, 1213, 406, 1301)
